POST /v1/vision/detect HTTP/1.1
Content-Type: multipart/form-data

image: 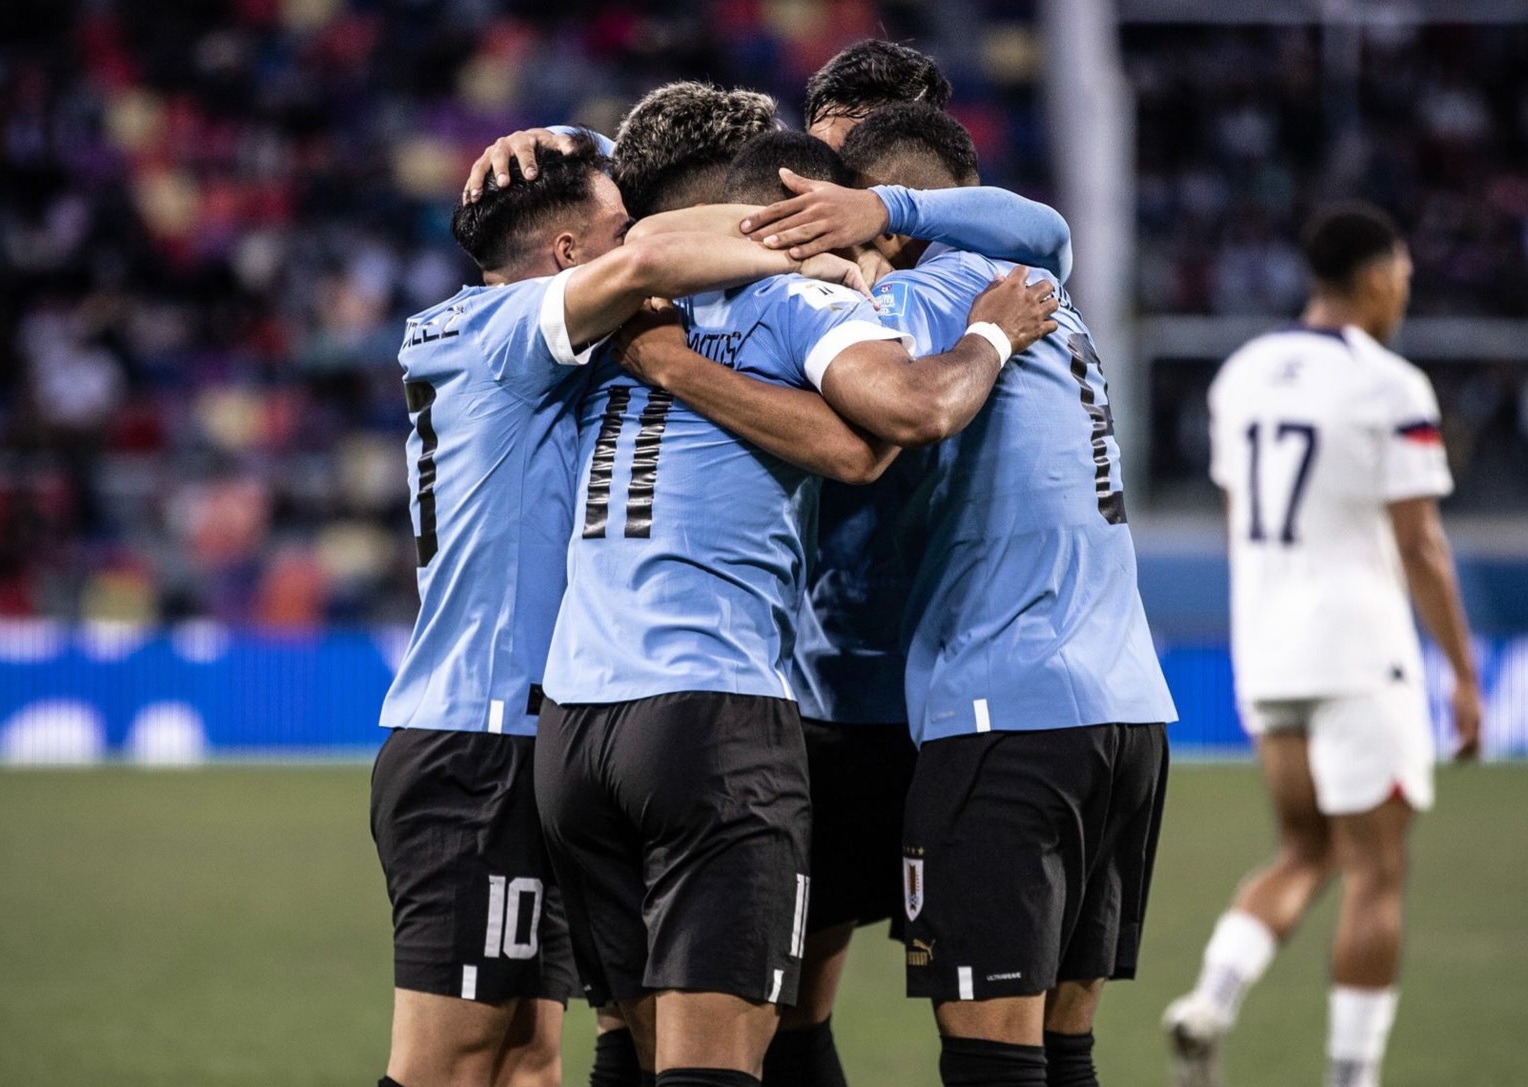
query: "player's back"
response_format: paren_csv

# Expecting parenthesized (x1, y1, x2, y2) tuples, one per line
(879, 247, 1176, 741)
(380, 275, 591, 736)
(1208, 325, 1452, 701)
(789, 460, 924, 724)
(544, 274, 900, 706)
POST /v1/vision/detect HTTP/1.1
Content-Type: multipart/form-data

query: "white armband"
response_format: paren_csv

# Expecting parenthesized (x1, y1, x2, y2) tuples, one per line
(964, 321, 1012, 370)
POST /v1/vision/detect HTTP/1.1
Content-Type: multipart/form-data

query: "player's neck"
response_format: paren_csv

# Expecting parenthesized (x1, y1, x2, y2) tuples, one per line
(482, 255, 558, 287)
(1302, 296, 1382, 342)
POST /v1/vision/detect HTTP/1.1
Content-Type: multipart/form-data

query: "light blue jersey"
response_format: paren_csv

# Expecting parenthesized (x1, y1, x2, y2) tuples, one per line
(379, 270, 593, 737)
(876, 246, 1178, 743)
(789, 462, 922, 723)
(792, 188, 1071, 726)
(543, 276, 907, 705)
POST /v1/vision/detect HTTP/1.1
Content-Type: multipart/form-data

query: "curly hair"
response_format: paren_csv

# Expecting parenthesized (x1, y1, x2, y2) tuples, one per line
(612, 82, 779, 218)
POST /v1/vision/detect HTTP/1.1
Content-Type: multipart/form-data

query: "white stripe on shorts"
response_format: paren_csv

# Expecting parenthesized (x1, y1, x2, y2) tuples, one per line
(973, 699, 991, 733)
(461, 964, 478, 1000)
(958, 966, 975, 1000)
(790, 873, 810, 958)
(487, 699, 505, 734)
(767, 968, 785, 1004)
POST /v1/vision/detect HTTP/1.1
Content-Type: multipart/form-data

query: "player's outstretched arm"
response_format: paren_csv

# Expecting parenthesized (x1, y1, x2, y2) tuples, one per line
(1389, 496, 1483, 759)
(819, 271, 1058, 447)
(741, 169, 1073, 280)
(562, 237, 868, 350)
(613, 306, 897, 484)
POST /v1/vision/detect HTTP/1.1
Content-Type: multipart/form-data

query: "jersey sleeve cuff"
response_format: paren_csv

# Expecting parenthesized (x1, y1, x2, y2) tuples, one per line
(803, 320, 911, 391)
(539, 268, 596, 367)
(870, 185, 915, 236)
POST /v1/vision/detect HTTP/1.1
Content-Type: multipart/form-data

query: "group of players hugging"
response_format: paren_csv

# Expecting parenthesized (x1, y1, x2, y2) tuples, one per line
(369, 39, 1177, 1087)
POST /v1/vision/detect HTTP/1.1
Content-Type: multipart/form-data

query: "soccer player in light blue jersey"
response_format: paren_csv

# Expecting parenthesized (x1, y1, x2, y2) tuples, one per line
(371, 129, 876, 1087)
(531, 115, 1059, 1087)
(619, 103, 1176, 1087)
(838, 104, 1176, 1087)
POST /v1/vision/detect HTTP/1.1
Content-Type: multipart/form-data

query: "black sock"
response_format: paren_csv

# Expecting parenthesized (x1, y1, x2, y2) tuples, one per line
(592, 1028, 644, 1087)
(378, 1078, 407, 1087)
(762, 1017, 848, 1087)
(939, 1036, 1047, 1087)
(641, 1075, 658, 1087)
(1043, 1031, 1098, 1087)
(655, 1070, 761, 1087)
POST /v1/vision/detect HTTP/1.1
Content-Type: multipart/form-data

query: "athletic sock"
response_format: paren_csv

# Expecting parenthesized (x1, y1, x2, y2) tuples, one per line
(378, 1078, 407, 1087)
(1042, 1030, 1097, 1087)
(939, 1036, 1047, 1087)
(1193, 910, 1278, 1026)
(655, 1070, 760, 1087)
(1326, 986, 1398, 1087)
(642, 1074, 658, 1087)
(592, 1028, 644, 1087)
(762, 1018, 848, 1087)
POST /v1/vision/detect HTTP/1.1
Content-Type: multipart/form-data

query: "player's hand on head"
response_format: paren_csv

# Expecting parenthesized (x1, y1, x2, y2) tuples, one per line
(462, 128, 577, 204)
(613, 300, 686, 387)
(1451, 678, 1483, 762)
(968, 268, 1060, 355)
(798, 253, 871, 297)
(740, 169, 890, 260)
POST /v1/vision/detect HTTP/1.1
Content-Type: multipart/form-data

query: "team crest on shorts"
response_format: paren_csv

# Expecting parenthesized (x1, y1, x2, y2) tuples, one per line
(903, 855, 925, 920)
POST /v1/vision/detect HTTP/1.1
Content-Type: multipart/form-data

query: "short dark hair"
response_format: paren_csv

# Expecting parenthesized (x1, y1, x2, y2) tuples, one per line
(838, 102, 979, 188)
(804, 39, 953, 127)
(450, 130, 606, 272)
(1300, 202, 1403, 290)
(723, 131, 851, 206)
(613, 82, 779, 219)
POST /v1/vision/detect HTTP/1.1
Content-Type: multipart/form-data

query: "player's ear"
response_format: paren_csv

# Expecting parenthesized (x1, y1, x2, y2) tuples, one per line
(552, 231, 578, 270)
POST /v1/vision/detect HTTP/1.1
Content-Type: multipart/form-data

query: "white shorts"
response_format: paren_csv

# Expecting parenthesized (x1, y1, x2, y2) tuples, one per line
(1240, 680, 1435, 815)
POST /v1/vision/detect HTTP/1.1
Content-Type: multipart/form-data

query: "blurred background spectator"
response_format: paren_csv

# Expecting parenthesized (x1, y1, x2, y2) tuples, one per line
(1, 1, 1524, 623)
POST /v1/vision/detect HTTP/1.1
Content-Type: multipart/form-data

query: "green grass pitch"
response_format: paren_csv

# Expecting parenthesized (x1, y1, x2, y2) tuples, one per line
(1, 761, 1523, 1086)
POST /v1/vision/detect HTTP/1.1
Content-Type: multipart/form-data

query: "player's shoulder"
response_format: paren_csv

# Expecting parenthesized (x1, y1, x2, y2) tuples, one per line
(911, 245, 1014, 286)
(780, 274, 873, 314)
(1343, 326, 1431, 390)
(401, 286, 474, 347)
(874, 247, 1007, 322)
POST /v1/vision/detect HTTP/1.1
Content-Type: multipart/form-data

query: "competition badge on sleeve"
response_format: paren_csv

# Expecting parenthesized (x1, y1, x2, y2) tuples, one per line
(873, 280, 908, 320)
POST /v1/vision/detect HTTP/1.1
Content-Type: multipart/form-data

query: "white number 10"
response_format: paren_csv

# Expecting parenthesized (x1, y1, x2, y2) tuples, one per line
(484, 875, 543, 960)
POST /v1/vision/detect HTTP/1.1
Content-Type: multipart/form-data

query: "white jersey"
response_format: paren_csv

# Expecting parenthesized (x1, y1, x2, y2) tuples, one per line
(1208, 325, 1453, 701)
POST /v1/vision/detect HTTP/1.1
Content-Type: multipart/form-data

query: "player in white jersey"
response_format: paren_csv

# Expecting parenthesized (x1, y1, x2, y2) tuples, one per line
(1163, 203, 1482, 1087)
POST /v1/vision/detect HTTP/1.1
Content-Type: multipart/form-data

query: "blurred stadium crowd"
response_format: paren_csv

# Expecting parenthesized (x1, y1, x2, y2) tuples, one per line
(2, 1, 1526, 624)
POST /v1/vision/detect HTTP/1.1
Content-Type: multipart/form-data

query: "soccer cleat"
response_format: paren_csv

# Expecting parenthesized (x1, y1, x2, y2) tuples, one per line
(1162, 993, 1230, 1087)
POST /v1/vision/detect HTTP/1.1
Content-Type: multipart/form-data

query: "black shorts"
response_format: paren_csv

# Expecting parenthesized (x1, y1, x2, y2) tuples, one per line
(800, 718, 916, 935)
(535, 692, 812, 1008)
(902, 722, 1169, 1001)
(370, 727, 577, 1005)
